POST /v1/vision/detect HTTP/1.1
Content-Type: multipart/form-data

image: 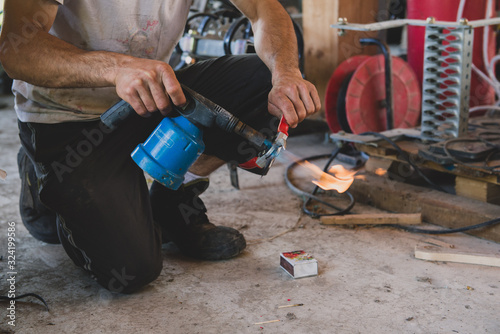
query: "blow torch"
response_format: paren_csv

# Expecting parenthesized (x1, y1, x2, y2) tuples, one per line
(100, 85, 288, 190)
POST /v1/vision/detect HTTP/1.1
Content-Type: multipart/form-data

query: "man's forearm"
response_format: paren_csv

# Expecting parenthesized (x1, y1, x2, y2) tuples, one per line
(0, 0, 125, 88)
(0, 0, 184, 117)
(1, 30, 126, 88)
(230, 0, 321, 127)
(237, 0, 301, 79)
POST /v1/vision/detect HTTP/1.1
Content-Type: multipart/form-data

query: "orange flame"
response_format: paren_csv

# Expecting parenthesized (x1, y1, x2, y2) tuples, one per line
(299, 161, 357, 193)
(374, 168, 387, 176)
(278, 150, 358, 193)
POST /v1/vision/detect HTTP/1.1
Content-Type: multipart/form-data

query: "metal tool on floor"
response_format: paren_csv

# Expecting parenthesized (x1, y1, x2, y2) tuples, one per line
(100, 85, 288, 190)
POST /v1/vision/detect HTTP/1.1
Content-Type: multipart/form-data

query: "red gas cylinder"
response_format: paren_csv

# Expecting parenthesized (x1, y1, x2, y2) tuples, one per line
(407, 0, 496, 107)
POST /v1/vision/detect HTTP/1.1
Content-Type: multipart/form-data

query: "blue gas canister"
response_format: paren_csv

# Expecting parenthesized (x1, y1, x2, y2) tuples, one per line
(131, 115, 205, 190)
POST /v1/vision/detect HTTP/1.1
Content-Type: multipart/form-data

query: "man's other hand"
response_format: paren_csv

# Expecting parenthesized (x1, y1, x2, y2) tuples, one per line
(113, 58, 186, 118)
(267, 69, 321, 128)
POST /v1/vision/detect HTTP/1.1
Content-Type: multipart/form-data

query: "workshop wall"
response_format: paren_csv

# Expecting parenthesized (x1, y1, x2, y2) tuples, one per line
(303, 0, 380, 116)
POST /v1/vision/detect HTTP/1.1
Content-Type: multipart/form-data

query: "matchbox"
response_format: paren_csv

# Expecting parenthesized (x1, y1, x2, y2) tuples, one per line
(280, 250, 318, 279)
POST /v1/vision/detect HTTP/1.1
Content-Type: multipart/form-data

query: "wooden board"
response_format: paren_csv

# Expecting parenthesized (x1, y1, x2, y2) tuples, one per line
(321, 213, 422, 225)
(349, 174, 500, 242)
(455, 176, 500, 205)
(415, 245, 500, 267)
(302, 0, 379, 114)
(303, 0, 339, 107)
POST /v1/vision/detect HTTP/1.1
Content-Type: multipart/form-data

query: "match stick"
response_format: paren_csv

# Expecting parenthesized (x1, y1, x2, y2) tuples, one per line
(278, 303, 304, 309)
(254, 319, 280, 325)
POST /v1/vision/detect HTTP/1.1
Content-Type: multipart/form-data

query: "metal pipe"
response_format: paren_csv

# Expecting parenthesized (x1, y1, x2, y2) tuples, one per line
(360, 38, 394, 130)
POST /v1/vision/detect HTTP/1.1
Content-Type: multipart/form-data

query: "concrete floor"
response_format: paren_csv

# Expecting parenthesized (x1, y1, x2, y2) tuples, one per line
(0, 94, 499, 334)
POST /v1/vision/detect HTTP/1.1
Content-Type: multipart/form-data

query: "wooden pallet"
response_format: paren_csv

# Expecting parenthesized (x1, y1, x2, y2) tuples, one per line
(331, 126, 500, 204)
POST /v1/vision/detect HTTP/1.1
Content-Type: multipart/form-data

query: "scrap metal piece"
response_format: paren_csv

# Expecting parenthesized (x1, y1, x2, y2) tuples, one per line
(420, 24, 474, 140)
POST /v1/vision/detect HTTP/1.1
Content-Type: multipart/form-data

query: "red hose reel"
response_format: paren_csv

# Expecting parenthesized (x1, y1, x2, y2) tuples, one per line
(325, 54, 421, 134)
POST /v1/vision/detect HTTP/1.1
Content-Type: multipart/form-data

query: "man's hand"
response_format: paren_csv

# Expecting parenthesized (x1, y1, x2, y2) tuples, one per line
(113, 58, 185, 118)
(230, 0, 321, 128)
(267, 69, 321, 128)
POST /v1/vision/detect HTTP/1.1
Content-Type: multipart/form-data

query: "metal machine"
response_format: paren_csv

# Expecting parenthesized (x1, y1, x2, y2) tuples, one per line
(170, 1, 304, 73)
(330, 16, 500, 141)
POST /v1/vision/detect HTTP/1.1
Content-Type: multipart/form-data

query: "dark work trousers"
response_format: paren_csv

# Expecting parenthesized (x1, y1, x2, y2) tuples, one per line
(18, 55, 276, 293)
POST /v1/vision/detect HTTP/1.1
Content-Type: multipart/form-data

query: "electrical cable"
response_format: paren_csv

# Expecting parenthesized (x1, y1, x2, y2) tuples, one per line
(283, 133, 500, 235)
(358, 134, 500, 234)
(457, 1, 500, 112)
(284, 144, 500, 234)
(284, 148, 356, 218)
(362, 130, 500, 178)
(484, 150, 500, 169)
(469, 105, 500, 114)
(389, 217, 500, 234)
(442, 137, 500, 171)
(483, 0, 494, 83)
(471, 64, 500, 102)
(283, 0, 500, 233)
(361, 132, 449, 193)
(439, 133, 500, 171)
(477, 131, 500, 149)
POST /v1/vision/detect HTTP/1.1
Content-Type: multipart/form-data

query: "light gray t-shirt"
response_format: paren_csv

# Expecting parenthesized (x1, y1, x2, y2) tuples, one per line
(13, 0, 192, 123)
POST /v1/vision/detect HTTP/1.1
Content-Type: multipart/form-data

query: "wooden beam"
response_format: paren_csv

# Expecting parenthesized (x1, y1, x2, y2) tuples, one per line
(349, 174, 500, 242)
(415, 245, 500, 267)
(455, 176, 500, 205)
(321, 213, 422, 225)
(303, 0, 339, 115)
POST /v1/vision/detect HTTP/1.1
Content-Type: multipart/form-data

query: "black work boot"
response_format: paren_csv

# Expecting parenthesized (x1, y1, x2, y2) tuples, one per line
(17, 147, 59, 244)
(149, 179, 246, 261)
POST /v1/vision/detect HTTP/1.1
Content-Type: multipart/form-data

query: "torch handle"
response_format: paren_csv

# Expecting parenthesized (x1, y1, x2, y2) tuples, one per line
(100, 99, 136, 131)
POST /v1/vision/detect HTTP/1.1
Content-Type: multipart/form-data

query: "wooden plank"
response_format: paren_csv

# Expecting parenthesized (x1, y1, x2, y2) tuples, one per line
(415, 245, 500, 267)
(337, 0, 380, 63)
(349, 174, 500, 242)
(455, 176, 500, 205)
(302, 0, 378, 115)
(303, 0, 339, 115)
(321, 213, 422, 225)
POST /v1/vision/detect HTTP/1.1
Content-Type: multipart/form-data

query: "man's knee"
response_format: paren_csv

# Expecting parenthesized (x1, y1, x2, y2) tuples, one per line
(96, 253, 163, 294)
